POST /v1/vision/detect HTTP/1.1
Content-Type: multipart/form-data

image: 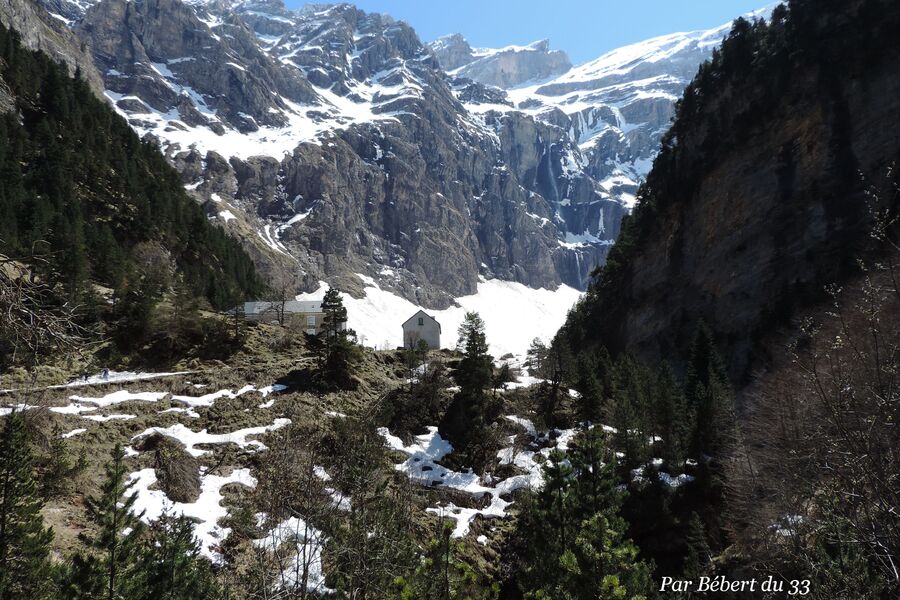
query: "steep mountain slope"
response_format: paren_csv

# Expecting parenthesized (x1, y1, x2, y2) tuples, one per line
(431, 13, 771, 212)
(0, 0, 103, 93)
(0, 20, 261, 311)
(37, 0, 627, 307)
(429, 35, 571, 88)
(560, 0, 900, 379)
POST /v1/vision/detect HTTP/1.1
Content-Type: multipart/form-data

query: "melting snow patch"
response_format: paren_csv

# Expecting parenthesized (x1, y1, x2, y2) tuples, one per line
(258, 384, 287, 398)
(171, 385, 256, 408)
(253, 516, 332, 594)
(132, 418, 291, 457)
(61, 428, 87, 439)
(70, 390, 168, 408)
(378, 425, 547, 537)
(128, 467, 257, 561)
(0, 404, 36, 416)
(82, 414, 136, 422)
(160, 407, 201, 418)
(62, 370, 191, 388)
(49, 404, 98, 415)
(770, 515, 804, 537)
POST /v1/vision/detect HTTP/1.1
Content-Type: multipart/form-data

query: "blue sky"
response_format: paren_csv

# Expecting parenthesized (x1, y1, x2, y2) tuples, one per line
(286, 1, 769, 64)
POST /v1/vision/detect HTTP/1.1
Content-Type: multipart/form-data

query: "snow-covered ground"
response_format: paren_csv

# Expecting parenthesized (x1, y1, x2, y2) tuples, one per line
(253, 516, 332, 593)
(62, 370, 193, 388)
(132, 419, 291, 457)
(378, 418, 575, 537)
(298, 275, 582, 357)
(380, 413, 695, 537)
(129, 467, 258, 561)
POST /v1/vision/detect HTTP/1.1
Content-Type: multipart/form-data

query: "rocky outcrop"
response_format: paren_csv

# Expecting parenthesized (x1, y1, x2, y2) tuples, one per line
(0, 0, 104, 95)
(77, 0, 318, 131)
(565, 0, 900, 380)
(52, 0, 620, 305)
(429, 36, 572, 89)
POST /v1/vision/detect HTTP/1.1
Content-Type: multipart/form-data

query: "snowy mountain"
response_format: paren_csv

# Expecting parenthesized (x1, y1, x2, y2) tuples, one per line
(432, 25, 746, 210)
(429, 35, 572, 89)
(28, 0, 634, 309)
(14, 0, 766, 348)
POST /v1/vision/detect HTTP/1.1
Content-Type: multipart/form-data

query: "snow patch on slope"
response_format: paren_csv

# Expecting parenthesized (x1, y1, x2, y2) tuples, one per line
(297, 275, 581, 356)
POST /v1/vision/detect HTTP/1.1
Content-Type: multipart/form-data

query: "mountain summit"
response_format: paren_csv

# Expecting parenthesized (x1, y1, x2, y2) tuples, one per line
(429, 35, 572, 88)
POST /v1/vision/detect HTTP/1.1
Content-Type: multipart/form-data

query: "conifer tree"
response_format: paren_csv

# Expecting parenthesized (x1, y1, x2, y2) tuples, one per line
(568, 427, 621, 521)
(318, 287, 358, 390)
(573, 353, 605, 425)
(546, 513, 652, 600)
(684, 324, 734, 456)
(443, 312, 494, 449)
(525, 338, 549, 378)
(681, 512, 711, 586)
(0, 413, 54, 600)
(321, 287, 348, 345)
(393, 520, 497, 600)
(610, 356, 651, 469)
(521, 435, 652, 600)
(522, 449, 574, 588)
(655, 362, 689, 467)
(69, 444, 145, 600)
(138, 512, 219, 600)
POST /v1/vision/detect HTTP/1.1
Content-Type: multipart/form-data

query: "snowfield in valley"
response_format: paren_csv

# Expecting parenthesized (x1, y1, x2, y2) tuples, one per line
(298, 275, 583, 357)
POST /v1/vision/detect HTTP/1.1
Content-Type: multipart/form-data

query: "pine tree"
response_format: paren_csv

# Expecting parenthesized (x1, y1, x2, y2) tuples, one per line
(321, 287, 349, 345)
(521, 434, 653, 600)
(525, 338, 549, 378)
(443, 312, 494, 450)
(548, 513, 653, 600)
(393, 520, 497, 600)
(138, 512, 219, 600)
(69, 444, 145, 600)
(655, 362, 689, 468)
(0, 413, 54, 600)
(682, 512, 711, 583)
(520, 449, 574, 591)
(573, 353, 606, 425)
(318, 287, 358, 390)
(684, 324, 734, 456)
(610, 356, 651, 469)
(568, 427, 621, 522)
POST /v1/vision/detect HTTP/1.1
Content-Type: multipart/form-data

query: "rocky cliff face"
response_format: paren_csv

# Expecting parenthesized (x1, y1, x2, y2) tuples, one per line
(427, 20, 768, 212)
(429, 36, 572, 89)
(33, 0, 633, 305)
(17, 0, 761, 311)
(564, 0, 900, 379)
(0, 0, 104, 94)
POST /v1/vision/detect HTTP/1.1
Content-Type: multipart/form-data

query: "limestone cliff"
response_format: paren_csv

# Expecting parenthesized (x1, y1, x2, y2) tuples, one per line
(563, 0, 900, 379)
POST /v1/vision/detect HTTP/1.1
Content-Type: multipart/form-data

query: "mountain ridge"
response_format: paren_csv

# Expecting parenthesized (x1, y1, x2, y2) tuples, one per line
(20, 0, 764, 318)
(558, 0, 900, 380)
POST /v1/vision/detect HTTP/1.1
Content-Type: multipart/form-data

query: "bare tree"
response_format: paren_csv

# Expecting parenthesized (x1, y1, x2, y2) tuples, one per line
(269, 270, 298, 327)
(729, 213, 900, 596)
(252, 426, 341, 599)
(0, 247, 84, 372)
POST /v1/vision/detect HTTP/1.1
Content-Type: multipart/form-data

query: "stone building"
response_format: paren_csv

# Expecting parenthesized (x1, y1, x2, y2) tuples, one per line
(238, 301, 330, 335)
(402, 310, 441, 349)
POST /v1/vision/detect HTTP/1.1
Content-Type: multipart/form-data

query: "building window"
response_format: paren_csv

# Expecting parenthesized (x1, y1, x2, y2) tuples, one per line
(307, 315, 316, 326)
(418, 317, 424, 326)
